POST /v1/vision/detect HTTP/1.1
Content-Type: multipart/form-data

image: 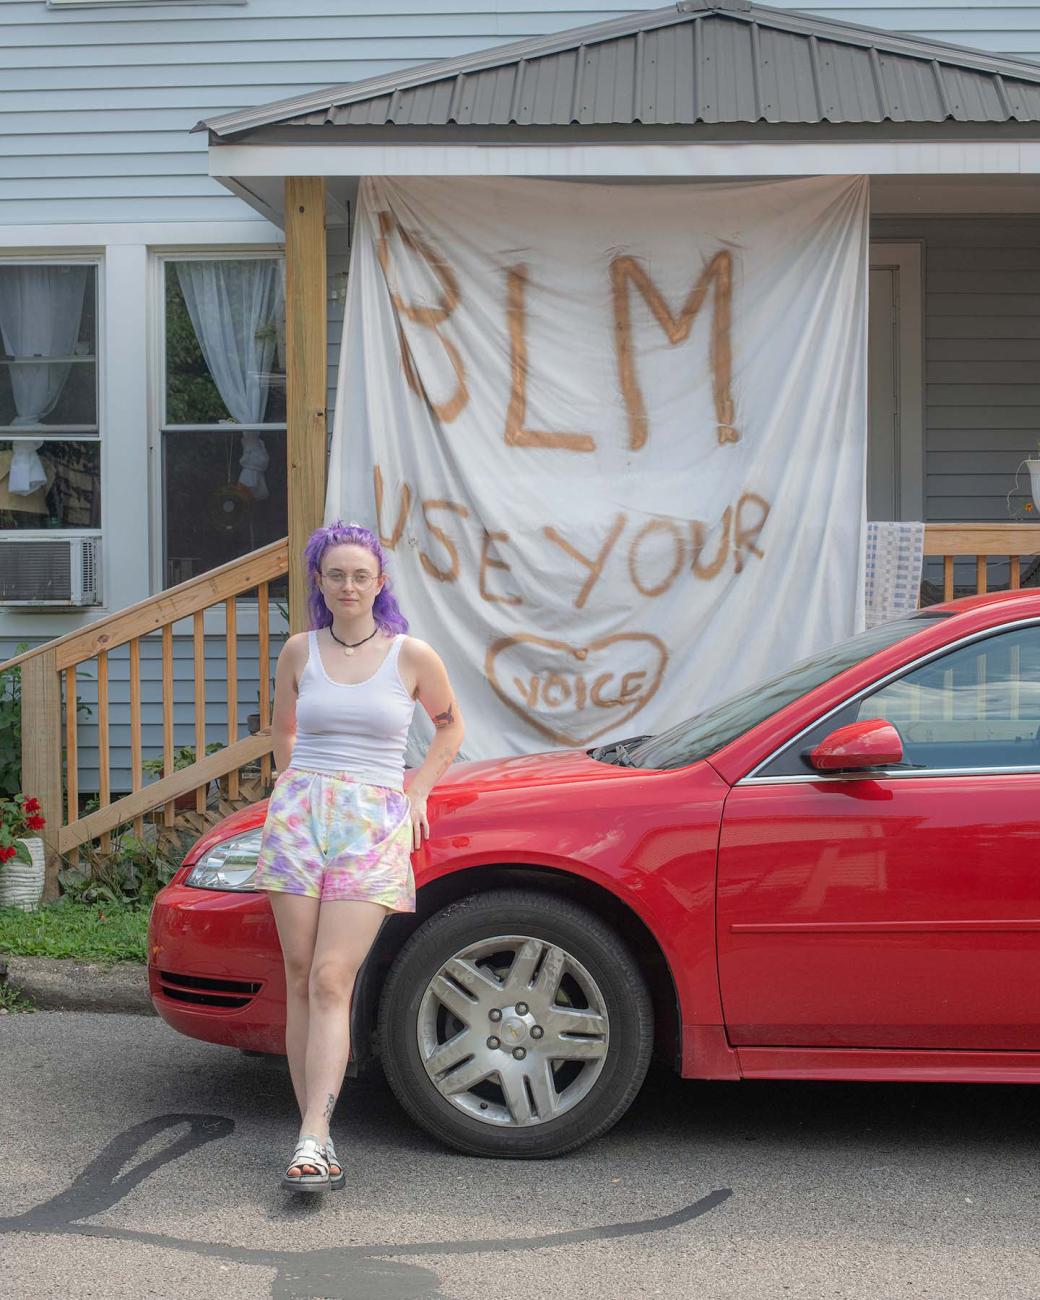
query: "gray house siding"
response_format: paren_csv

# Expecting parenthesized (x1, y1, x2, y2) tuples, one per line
(67, 630, 289, 796)
(2, 0, 1039, 227)
(874, 216, 1040, 524)
(0, 1, 670, 226)
(2, 628, 286, 798)
(798, 3, 1040, 60)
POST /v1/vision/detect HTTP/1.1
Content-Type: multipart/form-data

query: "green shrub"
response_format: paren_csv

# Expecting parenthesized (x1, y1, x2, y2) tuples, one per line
(0, 644, 28, 797)
(142, 742, 221, 779)
(57, 829, 191, 908)
(0, 644, 91, 800)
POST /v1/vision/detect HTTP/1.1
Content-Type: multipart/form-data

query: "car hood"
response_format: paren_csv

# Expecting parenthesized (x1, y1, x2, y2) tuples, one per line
(426, 747, 634, 796)
(181, 747, 636, 867)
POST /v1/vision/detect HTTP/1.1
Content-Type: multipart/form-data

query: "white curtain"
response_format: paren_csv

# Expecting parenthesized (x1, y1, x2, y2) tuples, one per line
(175, 259, 284, 501)
(0, 265, 89, 494)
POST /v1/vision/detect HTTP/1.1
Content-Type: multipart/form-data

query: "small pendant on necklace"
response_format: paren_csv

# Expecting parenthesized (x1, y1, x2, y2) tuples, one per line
(343, 645, 355, 656)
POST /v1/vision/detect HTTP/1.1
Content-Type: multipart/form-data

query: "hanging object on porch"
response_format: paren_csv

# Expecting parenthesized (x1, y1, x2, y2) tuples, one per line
(329, 175, 869, 762)
(209, 482, 253, 533)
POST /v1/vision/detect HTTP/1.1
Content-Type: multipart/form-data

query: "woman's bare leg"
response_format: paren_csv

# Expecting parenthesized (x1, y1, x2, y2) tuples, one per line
(266, 891, 322, 1173)
(299, 899, 388, 1150)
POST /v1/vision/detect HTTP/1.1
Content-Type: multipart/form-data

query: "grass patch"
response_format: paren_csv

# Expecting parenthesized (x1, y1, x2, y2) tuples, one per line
(0, 901, 149, 964)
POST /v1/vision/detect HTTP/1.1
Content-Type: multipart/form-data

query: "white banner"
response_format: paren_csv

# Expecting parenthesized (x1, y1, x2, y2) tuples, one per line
(329, 175, 868, 762)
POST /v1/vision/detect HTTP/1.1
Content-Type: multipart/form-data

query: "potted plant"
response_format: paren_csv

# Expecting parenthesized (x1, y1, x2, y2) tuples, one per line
(1027, 446, 1040, 516)
(0, 794, 46, 911)
(1004, 441, 1040, 520)
(143, 743, 222, 811)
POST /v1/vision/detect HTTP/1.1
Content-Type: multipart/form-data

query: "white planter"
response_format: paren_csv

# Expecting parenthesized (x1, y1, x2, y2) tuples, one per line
(1027, 459, 1040, 514)
(0, 837, 46, 912)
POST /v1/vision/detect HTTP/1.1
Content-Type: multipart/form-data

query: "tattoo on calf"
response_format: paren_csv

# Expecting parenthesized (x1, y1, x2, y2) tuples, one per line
(323, 1093, 336, 1124)
(433, 702, 455, 729)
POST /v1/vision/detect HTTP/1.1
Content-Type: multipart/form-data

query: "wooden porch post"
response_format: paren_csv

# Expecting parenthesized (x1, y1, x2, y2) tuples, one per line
(20, 650, 63, 900)
(284, 177, 328, 634)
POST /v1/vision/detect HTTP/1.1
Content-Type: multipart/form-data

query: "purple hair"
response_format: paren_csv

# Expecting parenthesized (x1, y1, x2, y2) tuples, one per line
(304, 521, 409, 635)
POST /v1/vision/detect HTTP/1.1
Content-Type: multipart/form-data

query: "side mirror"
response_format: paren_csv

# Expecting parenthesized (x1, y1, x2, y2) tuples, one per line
(808, 718, 903, 772)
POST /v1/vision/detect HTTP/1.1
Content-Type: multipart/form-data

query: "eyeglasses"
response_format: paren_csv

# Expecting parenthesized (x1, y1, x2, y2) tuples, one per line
(322, 569, 378, 590)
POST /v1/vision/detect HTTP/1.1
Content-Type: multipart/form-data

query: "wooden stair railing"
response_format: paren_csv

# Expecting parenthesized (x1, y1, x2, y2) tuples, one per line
(2, 538, 288, 898)
(921, 523, 1040, 601)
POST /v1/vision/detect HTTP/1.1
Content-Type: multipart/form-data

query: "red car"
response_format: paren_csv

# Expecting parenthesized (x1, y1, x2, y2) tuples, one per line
(149, 590, 1040, 1158)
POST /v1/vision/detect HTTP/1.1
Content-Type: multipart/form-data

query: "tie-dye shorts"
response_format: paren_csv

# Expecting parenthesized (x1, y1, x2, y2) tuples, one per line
(254, 768, 415, 912)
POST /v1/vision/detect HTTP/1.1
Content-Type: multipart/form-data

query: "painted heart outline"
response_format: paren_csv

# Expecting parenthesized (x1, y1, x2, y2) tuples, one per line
(485, 632, 668, 746)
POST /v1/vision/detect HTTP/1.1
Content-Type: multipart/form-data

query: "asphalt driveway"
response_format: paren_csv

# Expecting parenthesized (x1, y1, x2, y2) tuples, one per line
(2, 1012, 1040, 1299)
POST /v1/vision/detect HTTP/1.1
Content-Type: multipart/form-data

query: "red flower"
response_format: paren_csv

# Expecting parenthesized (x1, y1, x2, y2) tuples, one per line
(0, 846, 15, 862)
(25, 815, 45, 831)
(23, 797, 40, 814)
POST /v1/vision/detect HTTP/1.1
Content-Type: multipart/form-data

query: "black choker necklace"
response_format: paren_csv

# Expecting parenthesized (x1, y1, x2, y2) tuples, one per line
(328, 625, 379, 657)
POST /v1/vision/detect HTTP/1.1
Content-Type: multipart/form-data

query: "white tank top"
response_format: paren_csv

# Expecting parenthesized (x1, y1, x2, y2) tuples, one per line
(289, 631, 416, 791)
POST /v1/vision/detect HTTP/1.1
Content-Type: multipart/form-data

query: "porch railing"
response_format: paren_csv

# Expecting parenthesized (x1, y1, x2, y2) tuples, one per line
(4, 523, 1040, 899)
(921, 523, 1040, 600)
(4, 538, 288, 897)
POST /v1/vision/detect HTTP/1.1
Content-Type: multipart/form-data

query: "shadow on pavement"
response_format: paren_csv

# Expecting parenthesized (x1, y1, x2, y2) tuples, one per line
(0, 1110, 732, 1300)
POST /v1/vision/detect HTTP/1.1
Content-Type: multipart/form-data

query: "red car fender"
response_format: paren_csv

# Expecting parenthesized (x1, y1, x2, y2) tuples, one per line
(410, 758, 735, 1075)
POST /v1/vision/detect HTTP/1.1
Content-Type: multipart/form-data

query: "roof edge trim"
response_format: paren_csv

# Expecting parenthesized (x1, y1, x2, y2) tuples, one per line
(199, 1, 1040, 140)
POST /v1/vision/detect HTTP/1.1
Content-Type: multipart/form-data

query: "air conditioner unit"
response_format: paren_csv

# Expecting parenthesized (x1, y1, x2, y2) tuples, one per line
(0, 534, 102, 607)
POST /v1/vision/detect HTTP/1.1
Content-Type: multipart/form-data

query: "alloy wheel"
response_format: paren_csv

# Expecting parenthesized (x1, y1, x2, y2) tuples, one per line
(416, 934, 610, 1128)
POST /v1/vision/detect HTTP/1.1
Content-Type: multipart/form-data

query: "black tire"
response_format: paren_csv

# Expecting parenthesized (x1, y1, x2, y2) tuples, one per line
(377, 888, 653, 1158)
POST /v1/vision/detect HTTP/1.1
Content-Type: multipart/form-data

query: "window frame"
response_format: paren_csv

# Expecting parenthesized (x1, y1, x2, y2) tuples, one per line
(742, 617, 1040, 784)
(0, 252, 104, 540)
(149, 246, 287, 594)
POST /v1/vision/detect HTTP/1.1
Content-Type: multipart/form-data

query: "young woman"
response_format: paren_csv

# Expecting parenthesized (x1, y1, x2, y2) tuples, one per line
(253, 520, 464, 1193)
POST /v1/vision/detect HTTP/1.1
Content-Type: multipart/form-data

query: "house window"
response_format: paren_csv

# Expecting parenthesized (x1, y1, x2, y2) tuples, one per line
(0, 261, 101, 532)
(161, 255, 286, 587)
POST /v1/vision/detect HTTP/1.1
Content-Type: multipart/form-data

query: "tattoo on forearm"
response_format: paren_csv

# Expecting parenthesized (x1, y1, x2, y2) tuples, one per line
(432, 701, 455, 729)
(323, 1092, 336, 1123)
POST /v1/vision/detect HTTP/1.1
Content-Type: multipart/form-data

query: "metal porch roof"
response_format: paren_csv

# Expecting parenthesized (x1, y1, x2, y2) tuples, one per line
(200, 0, 1040, 139)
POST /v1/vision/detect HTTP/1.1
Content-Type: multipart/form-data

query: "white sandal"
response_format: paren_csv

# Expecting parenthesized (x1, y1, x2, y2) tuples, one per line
(281, 1134, 330, 1193)
(325, 1136, 345, 1191)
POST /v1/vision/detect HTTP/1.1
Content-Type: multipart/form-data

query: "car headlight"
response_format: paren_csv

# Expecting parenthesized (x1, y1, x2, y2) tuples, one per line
(184, 828, 264, 891)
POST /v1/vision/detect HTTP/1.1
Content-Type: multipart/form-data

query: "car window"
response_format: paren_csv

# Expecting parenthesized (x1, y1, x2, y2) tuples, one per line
(625, 612, 949, 771)
(759, 623, 1040, 777)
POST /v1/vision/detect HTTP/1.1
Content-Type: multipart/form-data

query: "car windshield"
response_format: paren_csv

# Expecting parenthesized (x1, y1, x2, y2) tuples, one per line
(624, 612, 951, 771)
